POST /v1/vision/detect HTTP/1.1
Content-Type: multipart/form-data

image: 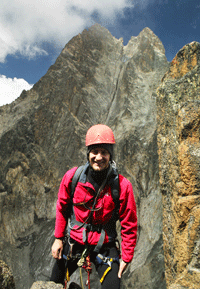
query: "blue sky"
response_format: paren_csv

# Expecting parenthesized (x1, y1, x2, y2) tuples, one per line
(0, 0, 199, 106)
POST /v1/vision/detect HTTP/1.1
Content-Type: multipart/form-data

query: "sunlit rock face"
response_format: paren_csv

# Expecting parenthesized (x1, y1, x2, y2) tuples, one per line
(30, 281, 63, 289)
(0, 24, 169, 289)
(157, 41, 200, 289)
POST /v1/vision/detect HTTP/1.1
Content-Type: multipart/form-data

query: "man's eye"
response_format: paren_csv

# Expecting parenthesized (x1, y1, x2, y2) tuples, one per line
(91, 149, 108, 155)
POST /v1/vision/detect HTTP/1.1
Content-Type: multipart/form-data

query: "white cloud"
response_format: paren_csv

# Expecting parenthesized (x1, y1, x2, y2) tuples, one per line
(0, 75, 33, 106)
(0, 0, 134, 62)
(0, 0, 155, 106)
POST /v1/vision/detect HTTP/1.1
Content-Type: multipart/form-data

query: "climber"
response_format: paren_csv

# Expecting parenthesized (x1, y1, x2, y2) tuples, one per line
(50, 124, 137, 289)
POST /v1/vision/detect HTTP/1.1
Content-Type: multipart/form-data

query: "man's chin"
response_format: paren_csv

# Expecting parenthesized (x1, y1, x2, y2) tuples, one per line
(93, 166, 103, 171)
(92, 164, 105, 171)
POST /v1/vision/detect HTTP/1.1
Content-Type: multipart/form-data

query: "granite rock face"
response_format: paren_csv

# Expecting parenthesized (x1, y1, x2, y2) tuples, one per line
(157, 42, 200, 288)
(0, 24, 169, 288)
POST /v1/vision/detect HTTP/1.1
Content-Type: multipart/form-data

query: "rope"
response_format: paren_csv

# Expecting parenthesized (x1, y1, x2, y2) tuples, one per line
(82, 255, 92, 289)
(80, 267, 85, 289)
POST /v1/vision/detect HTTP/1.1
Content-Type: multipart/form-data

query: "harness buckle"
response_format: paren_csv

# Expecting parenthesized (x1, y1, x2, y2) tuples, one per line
(86, 224, 102, 233)
(86, 224, 92, 232)
(101, 256, 111, 267)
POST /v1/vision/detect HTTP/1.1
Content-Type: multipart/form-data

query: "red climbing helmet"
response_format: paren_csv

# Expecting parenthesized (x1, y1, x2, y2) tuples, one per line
(85, 124, 115, 146)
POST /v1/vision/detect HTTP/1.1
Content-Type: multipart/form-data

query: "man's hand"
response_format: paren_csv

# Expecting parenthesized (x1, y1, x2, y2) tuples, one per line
(51, 238, 63, 259)
(118, 260, 128, 278)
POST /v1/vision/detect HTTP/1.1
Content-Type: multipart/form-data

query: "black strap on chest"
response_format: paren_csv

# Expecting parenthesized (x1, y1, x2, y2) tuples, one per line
(71, 165, 86, 196)
(68, 162, 119, 253)
(70, 162, 120, 217)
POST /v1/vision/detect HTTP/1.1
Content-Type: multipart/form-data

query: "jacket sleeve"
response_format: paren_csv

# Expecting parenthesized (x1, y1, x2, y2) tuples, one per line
(118, 175, 137, 263)
(54, 167, 77, 238)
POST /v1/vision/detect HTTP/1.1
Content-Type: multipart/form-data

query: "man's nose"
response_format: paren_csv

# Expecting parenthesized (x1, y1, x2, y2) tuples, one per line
(96, 152, 103, 160)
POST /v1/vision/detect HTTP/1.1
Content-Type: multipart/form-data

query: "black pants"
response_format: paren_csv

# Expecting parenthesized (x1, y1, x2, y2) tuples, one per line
(50, 240, 120, 289)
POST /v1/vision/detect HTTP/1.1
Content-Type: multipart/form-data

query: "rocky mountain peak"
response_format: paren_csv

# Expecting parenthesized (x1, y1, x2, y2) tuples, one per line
(124, 27, 166, 72)
(162, 41, 200, 81)
(0, 24, 170, 289)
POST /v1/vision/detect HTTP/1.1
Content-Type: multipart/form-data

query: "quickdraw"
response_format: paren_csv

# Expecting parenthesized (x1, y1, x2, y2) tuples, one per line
(77, 249, 92, 289)
(63, 248, 92, 289)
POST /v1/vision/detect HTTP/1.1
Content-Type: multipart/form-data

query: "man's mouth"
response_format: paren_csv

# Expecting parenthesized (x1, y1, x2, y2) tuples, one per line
(94, 161, 104, 166)
(93, 161, 106, 169)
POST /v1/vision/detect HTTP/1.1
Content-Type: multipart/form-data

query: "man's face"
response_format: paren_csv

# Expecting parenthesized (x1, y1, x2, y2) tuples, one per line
(89, 147, 110, 171)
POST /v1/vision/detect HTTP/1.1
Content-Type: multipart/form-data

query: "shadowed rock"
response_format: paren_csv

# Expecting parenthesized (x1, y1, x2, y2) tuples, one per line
(0, 260, 15, 289)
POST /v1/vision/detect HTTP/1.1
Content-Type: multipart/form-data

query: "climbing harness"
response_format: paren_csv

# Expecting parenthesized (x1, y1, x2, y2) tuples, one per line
(63, 239, 120, 289)
(63, 161, 120, 288)
(67, 162, 120, 254)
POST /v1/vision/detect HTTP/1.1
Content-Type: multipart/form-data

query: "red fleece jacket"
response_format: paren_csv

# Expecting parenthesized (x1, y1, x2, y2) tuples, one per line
(54, 167, 137, 263)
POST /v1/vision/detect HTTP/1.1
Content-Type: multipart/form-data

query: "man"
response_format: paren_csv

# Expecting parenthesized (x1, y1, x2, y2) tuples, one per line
(51, 124, 137, 288)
